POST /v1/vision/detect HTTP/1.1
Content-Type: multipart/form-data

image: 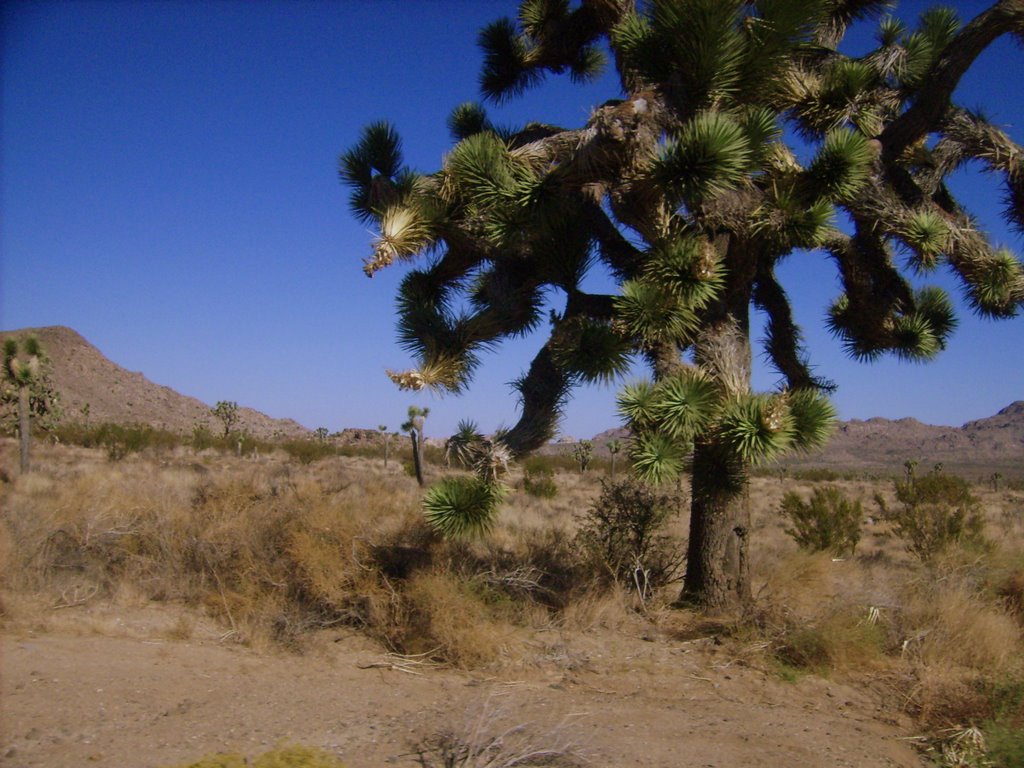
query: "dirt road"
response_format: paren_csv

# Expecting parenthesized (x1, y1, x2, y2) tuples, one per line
(1, 621, 925, 768)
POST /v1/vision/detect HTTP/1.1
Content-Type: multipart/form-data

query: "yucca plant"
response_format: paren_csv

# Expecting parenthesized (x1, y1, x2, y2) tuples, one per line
(341, 0, 1024, 609)
(445, 419, 484, 469)
(422, 476, 505, 538)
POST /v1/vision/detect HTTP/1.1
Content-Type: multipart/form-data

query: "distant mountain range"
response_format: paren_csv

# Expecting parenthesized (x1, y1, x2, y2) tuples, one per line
(2, 325, 1021, 474)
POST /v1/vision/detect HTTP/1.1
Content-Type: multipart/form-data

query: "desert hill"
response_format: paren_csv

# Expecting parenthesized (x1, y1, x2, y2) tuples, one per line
(1, 326, 308, 440)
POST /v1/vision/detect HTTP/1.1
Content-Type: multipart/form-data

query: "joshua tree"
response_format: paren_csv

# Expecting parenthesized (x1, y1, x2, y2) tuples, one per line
(211, 400, 240, 438)
(314, 426, 330, 443)
(341, 1, 1024, 609)
(401, 405, 430, 486)
(378, 424, 394, 467)
(573, 439, 594, 473)
(904, 458, 919, 482)
(2, 335, 58, 473)
(607, 438, 622, 479)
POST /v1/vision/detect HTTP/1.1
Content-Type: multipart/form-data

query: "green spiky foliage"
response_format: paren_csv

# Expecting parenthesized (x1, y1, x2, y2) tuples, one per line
(341, 0, 1024, 608)
(2, 334, 61, 473)
(422, 476, 505, 538)
(444, 419, 485, 468)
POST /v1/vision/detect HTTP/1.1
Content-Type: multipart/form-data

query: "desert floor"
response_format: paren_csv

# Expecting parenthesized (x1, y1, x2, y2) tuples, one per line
(2, 604, 925, 768)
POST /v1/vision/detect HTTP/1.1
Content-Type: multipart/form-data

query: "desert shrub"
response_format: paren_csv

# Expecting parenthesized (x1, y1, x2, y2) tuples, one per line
(772, 609, 886, 674)
(877, 472, 985, 560)
(172, 744, 346, 768)
(996, 568, 1024, 623)
(399, 571, 512, 667)
(411, 694, 585, 768)
(987, 721, 1024, 768)
(56, 421, 180, 458)
(780, 485, 863, 556)
(897, 580, 1021, 674)
(521, 456, 557, 499)
(280, 439, 337, 465)
(575, 478, 684, 596)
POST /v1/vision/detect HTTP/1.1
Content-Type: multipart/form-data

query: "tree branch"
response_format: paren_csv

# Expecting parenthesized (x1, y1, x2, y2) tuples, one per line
(879, 0, 1024, 161)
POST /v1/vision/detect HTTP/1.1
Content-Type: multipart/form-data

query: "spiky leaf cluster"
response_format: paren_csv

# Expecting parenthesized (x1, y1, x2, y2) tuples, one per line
(620, 376, 835, 483)
(422, 476, 505, 538)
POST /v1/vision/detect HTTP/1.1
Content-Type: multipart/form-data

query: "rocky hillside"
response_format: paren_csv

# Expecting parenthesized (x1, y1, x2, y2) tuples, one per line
(1, 326, 308, 440)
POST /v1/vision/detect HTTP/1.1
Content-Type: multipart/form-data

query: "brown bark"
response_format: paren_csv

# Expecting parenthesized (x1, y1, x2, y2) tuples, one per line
(410, 431, 425, 487)
(880, 0, 1024, 161)
(682, 441, 750, 611)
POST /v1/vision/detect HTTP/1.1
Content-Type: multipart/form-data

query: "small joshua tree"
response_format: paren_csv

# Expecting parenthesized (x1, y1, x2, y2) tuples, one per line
(379, 424, 394, 467)
(314, 426, 330, 443)
(211, 400, 240, 438)
(572, 439, 594, 473)
(2, 335, 59, 473)
(607, 438, 622, 479)
(402, 405, 430, 486)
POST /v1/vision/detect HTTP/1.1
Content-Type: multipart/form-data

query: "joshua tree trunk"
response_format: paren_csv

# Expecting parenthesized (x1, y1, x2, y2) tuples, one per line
(681, 301, 754, 610)
(683, 442, 750, 610)
(18, 384, 30, 473)
(410, 431, 425, 487)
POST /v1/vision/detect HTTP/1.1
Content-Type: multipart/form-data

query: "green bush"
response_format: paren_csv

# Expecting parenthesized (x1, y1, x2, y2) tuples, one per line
(987, 721, 1024, 768)
(575, 478, 684, 595)
(56, 422, 180, 459)
(280, 439, 337, 465)
(877, 472, 985, 561)
(781, 485, 863, 556)
(521, 455, 558, 498)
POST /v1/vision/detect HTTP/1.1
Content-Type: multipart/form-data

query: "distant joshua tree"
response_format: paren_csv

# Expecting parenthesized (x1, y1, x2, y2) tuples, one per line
(401, 406, 430, 486)
(314, 427, 330, 443)
(3, 335, 58, 473)
(378, 424, 394, 467)
(211, 400, 240, 438)
(572, 439, 594, 473)
(607, 439, 622, 479)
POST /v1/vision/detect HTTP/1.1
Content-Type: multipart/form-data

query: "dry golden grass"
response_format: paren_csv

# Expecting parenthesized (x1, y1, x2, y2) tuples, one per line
(3, 437, 1023, 761)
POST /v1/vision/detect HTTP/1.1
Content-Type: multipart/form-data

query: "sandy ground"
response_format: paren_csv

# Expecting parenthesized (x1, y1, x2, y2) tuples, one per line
(0, 609, 927, 768)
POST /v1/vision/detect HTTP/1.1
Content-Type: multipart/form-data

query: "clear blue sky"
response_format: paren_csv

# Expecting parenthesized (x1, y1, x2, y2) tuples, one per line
(2, 0, 1021, 438)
